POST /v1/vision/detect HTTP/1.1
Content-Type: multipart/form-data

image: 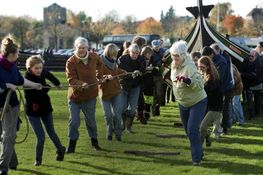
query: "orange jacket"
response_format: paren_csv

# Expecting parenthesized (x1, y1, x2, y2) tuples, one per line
(66, 52, 102, 103)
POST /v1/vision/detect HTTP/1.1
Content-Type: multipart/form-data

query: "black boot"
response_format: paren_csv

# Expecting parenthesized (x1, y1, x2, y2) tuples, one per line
(136, 111, 147, 125)
(91, 138, 101, 151)
(66, 139, 77, 153)
(152, 104, 160, 116)
(56, 146, 66, 161)
(144, 104, 151, 120)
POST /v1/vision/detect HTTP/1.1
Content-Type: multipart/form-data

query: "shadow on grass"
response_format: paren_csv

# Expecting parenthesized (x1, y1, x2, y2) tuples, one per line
(155, 133, 187, 139)
(124, 150, 180, 156)
(68, 160, 140, 175)
(146, 122, 176, 128)
(74, 151, 191, 167)
(229, 127, 263, 137)
(123, 140, 178, 149)
(42, 164, 106, 175)
(219, 136, 263, 145)
(206, 147, 263, 160)
(16, 168, 52, 175)
(204, 160, 263, 174)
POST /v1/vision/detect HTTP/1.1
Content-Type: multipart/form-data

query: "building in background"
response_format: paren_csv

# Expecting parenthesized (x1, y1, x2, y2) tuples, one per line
(43, 3, 79, 49)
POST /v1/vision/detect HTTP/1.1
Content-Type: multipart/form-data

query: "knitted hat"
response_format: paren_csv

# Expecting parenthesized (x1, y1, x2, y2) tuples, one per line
(170, 40, 188, 57)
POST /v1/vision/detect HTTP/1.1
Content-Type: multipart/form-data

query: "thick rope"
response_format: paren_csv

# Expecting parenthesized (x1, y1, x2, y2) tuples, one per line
(16, 89, 29, 144)
(0, 89, 29, 144)
(0, 72, 133, 143)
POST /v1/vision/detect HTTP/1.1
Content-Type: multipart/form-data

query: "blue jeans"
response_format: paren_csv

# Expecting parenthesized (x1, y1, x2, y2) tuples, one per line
(68, 98, 97, 140)
(179, 98, 207, 163)
(101, 93, 122, 137)
(229, 95, 244, 125)
(120, 86, 140, 117)
(28, 113, 64, 161)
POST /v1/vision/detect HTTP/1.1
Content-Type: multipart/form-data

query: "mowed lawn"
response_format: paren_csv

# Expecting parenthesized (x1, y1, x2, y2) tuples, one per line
(10, 71, 263, 175)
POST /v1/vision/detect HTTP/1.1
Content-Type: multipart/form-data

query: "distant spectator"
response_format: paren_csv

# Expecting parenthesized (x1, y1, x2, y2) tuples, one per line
(241, 50, 263, 119)
(117, 41, 131, 58)
(256, 41, 263, 55)
(191, 51, 201, 67)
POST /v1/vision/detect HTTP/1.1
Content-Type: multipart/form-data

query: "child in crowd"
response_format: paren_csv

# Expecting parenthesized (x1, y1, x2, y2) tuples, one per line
(198, 56, 223, 146)
(24, 56, 65, 166)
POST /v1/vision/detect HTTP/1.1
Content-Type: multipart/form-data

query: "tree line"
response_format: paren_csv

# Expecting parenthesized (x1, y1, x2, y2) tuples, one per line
(0, 3, 262, 50)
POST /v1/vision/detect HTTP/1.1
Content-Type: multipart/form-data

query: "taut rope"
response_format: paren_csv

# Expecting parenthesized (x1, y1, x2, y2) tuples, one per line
(0, 71, 133, 143)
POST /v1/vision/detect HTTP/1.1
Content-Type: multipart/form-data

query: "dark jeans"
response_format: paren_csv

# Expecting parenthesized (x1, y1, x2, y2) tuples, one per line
(28, 113, 64, 161)
(253, 91, 263, 116)
(222, 91, 232, 130)
(179, 98, 207, 163)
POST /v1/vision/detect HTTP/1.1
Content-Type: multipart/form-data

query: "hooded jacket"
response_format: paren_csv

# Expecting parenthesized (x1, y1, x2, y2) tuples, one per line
(170, 55, 207, 107)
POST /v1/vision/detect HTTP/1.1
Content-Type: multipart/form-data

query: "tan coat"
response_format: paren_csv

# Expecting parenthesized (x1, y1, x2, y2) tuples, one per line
(99, 61, 125, 100)
(66, 52, 102, 103)
(230, 64, 243, 97)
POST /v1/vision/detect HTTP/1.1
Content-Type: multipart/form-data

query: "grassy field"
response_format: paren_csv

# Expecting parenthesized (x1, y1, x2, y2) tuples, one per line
(9, 72, 263, 175)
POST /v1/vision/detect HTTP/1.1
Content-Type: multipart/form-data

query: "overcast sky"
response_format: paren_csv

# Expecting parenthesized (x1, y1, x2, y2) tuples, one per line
(0, 0, 262, 21)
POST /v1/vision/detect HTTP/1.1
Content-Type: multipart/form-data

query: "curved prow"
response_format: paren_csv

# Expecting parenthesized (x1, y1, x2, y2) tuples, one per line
(186, 5, 214, 19)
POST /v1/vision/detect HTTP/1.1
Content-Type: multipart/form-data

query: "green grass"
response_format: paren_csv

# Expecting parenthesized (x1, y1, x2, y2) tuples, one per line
(11, 72, 263, 175)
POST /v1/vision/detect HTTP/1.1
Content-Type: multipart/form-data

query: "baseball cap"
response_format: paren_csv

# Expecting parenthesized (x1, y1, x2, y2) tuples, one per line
(151, 40, 161, 47)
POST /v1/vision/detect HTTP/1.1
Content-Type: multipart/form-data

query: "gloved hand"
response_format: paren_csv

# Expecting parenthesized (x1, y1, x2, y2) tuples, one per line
(132, 70, 141, 78)
(176, 76, 191, 85)
(180, 76, 191, 85)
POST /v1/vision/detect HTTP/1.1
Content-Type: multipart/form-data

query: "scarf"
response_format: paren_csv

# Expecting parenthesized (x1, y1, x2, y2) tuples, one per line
(102, 55, 116, 70)
(0, 54, 16, 71)
(74, 52, 89, 65)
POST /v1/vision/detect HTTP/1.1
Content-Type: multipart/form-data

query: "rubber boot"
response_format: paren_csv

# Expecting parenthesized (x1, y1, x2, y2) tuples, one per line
(66, 139, 77, 153)
(144, 104, 151, 120)
(91, 138, 101, 151)
(136, 111, 147, 125)
(152, 104, 160, 116)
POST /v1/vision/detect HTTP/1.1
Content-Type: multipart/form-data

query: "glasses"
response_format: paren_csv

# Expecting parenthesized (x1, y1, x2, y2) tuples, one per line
(198, 65, 207, 69)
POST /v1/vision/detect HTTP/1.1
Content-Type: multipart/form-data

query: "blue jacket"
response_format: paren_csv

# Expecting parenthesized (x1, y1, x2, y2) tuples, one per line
(212, 54, 233, 94)
(0, 63, 24, 108)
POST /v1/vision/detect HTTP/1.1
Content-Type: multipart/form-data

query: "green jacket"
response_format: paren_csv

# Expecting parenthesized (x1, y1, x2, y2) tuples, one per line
(170, 57, 207, 107)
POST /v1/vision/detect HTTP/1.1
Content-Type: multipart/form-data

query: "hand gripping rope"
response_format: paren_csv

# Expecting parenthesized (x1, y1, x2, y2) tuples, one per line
(0, 71, 139, 144)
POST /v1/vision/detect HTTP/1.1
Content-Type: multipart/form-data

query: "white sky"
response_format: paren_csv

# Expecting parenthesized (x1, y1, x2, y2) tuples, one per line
(0, 0, 262, 21)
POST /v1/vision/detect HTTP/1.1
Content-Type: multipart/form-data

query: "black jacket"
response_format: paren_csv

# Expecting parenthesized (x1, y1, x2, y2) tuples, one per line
(118, 54, 145, 92)
(24, 69, 60, 116)
(241, 56, 263, 88)
(205, 79, 223, 111)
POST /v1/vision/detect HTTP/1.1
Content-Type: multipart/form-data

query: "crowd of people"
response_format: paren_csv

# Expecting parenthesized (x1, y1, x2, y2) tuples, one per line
(0, 34, 263, 174)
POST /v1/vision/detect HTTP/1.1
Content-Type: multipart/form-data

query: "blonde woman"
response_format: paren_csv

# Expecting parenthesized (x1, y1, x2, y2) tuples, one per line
(99, 43, 126, 141)
(170, 41, 207, 166)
